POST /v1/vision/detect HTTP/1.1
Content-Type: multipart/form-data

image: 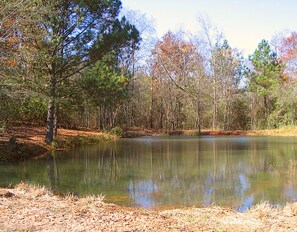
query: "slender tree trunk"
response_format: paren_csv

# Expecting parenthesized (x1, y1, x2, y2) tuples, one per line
(54, 101, 59, 138)
(196, 100, 201, 134)
(45, 79, 56, 144)
(264, 95, 269, 128)
(97, 106, 103, 130)
(212, 77, 218, 130)
(150, 76, 154, 128)
(223, 103, 227, 131)
(130, 45, 136, 128)
(159, 106, 163, 129)
(251, 93, 257, 130)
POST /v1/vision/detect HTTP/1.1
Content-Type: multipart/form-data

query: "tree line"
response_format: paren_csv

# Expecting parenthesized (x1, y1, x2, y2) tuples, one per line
(1, 0, 297, 143)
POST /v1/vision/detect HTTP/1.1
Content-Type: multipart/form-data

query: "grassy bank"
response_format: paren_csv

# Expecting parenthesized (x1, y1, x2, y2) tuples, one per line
(51, 133, 117, 150)
(1, 183, 297, 231)
(126, 126, 297, 137)
(247, 126, 297, 137)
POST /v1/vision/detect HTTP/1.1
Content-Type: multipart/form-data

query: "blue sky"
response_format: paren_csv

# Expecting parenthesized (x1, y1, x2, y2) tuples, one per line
(122, 0, 297, 55)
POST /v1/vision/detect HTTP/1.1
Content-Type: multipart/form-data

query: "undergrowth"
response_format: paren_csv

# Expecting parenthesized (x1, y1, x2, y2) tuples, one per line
(52, 134, 116, 149)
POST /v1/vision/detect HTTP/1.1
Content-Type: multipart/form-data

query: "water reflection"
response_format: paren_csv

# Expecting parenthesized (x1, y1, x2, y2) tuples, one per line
(45, 153, 60, 191)
(1, 136, 297, 211)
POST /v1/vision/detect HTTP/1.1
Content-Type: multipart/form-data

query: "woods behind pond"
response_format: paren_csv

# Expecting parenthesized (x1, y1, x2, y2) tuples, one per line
(2, 0, 297, 144)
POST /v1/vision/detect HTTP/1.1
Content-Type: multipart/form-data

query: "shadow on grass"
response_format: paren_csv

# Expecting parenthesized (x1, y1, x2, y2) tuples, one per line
(0, 138, 48, 164)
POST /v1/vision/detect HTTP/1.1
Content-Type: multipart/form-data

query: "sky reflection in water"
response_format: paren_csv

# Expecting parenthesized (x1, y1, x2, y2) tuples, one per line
(1, 136, 297, 211)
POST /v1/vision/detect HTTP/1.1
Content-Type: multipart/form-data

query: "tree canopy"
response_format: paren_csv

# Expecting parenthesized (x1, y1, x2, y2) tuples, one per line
(2, 2, 297, 135)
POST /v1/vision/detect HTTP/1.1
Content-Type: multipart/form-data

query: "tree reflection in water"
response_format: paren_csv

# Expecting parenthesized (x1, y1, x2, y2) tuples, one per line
(45, 153, 60, 192)
(1, 136, 297, 211)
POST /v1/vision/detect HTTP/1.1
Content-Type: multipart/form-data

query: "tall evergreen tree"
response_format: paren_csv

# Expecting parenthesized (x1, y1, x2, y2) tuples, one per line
(14, 0, 140, 143)
(248, 39, 283, 128)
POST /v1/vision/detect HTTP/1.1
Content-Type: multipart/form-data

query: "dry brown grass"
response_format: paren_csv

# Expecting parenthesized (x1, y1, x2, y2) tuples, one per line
(247, 126, 297, 137)
(0, 126, 116, 147)
(1, 184, 297, 231)
(127, 126, 297, 138)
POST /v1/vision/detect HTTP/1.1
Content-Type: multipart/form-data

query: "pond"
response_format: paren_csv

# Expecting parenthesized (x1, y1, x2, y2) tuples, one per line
(1, 136, 297, 211)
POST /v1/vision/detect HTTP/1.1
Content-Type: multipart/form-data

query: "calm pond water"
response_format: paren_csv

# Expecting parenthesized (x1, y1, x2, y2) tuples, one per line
(1, 136, 297, 211)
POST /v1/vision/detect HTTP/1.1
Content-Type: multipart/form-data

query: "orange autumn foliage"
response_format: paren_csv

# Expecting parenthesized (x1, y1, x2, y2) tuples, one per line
(6, 59, 17, 67)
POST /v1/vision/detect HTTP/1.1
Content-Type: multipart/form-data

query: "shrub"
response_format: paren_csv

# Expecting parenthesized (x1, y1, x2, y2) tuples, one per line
(189, 131, 201, 136)
(109, 126, 124, 137)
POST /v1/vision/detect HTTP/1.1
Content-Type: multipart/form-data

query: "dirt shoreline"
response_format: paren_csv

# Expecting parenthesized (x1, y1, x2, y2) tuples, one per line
(0, 126, 116, 163)
(1, 183, 297, 231)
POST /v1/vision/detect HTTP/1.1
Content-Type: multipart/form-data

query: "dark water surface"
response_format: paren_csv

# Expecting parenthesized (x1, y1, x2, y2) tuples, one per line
(1, 136, 297, 211)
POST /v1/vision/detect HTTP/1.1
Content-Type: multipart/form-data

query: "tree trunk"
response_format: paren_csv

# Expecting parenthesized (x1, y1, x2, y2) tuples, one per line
(196, 100, 201, 134)
(264, 95, 268, 128)
(130, 45, 136, 128)
(150, 77, 154, 129)
(97, 106, 104, 130)
(45, 80, 56, 144)
(212, 78, 218, 130)
(251, 93, 257, 130)
(54, 101, 59, 138)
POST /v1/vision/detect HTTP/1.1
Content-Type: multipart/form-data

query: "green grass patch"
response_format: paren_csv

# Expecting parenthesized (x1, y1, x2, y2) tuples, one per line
(108, 126, 124, 137)
(189, 131, 201, 136)
(52, 134, 116, 150)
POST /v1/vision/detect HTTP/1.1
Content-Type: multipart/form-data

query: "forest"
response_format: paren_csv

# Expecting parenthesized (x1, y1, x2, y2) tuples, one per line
(1, 0, 297, 144)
